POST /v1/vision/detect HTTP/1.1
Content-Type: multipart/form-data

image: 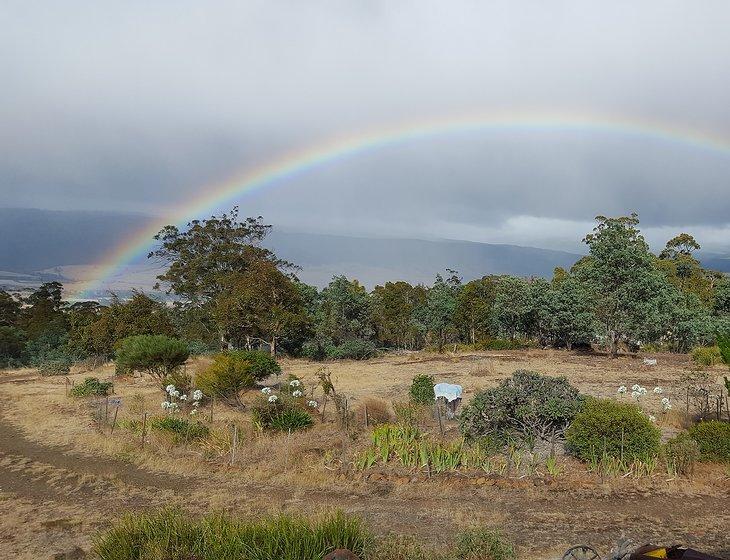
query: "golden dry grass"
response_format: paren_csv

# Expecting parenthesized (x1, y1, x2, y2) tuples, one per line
(0, 349, 729, 559)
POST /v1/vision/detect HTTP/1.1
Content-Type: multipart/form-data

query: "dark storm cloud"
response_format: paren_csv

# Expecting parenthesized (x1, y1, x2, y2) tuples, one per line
(2, 1, 730, 250)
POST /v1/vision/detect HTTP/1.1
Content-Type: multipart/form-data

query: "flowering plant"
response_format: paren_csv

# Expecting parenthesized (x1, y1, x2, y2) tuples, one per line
(162, 384, 204, 416)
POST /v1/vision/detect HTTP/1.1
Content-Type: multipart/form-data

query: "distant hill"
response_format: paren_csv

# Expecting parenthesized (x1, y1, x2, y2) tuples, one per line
(0, 208, 727, 295)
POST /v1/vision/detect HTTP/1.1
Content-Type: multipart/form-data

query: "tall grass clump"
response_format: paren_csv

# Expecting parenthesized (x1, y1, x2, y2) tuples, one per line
(455, 528, 516, 560)
(94, 509, 371, 560)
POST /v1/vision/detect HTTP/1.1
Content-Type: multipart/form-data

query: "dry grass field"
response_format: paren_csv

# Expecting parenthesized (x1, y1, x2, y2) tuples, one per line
(0, 349, 728, 559)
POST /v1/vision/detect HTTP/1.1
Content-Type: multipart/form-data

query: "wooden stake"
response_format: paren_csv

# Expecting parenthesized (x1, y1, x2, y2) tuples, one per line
(364, 404, 369, 428)
(436, 403, 444, 438)
(230, 424, 238, 466)
(141, 412, 147, 448)
(110, 406, 119, 435)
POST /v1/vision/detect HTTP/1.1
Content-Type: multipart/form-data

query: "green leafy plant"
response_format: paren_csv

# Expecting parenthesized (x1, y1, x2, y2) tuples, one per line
(565, 398, 660, 462)
(195, 352, 255, 400)
(71, 377, 114, 397)
(687, 420, 730, 463)
(38, 356, 73, 376)
(150, 416, 210, 442)
(690, 345, 722, 367)
(662, 432, 700, 476)
(115, 335, 189, 381)
(460, 370, 584, 446)
(93, 508, 371, 560)
(325, 339, 378, 360)
(409, 374, 435, 405)
(269, 408, 314, 431)
(252, 397, 313, 432)
(717, 334, 730, 367)
(231, 350, 281, 379)
(455, 528, 516, 560)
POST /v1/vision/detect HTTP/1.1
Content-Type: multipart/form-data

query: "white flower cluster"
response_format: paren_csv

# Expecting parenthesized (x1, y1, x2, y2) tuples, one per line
(289, 379, 301, 388)
(648, 414, 657, 423)
(292, 390, 303, 398)
(630, 384, 648, 400)
(617, 385, 627, 394)
(268, 394, 279, 403)
(661, 397, 672, 411)
(162, 385, 204, 416)
(261, 387, 273, 395)
(653, 386, 663, 394)
(307, 400, 318, 408)
(166, 384, 181, 399)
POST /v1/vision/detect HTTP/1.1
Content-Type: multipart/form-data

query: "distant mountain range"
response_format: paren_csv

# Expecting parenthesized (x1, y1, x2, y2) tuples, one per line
(0, 208, 727, 296)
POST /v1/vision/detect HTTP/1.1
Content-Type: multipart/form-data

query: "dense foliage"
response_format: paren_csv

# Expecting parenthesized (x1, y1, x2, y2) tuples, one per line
(687, 420, 730, 463)
(150, 417, 210, 442)
(409, 374, 435, 405)
(252, 397, 313, 432)
(71, 377, 114, 397)
(2, 211, 729, 367)
(115, 335, 190, 380)
(565, 398, 661, 461)
(194, 352, 258, 399)
(460, 370, 584, 445)
(93, 509, 370, 560)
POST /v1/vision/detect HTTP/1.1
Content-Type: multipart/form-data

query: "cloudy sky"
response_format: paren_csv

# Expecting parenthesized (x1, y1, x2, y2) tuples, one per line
(2, 1, 730, 253)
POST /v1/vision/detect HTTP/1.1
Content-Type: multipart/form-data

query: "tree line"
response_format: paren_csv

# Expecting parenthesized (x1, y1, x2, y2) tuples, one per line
(1, 208, 729, 368)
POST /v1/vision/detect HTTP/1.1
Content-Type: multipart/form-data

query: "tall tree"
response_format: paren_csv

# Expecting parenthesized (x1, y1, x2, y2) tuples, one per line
(414, 271, 461, 352)
(314, 276, 374, 346)
(579, 214, 676, 357)
(549, 274, 598, 350)
(0, 291, 21, 327)
(148, 207, 293, 346)
(371, 281, 426, 349)
(493, 276, 532, 340)
(455, 276, 499, 344)
(214, 259, 309, 355)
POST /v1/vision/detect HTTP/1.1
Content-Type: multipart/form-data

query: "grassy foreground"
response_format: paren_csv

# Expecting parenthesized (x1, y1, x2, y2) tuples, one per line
(93, 509, 515, 560)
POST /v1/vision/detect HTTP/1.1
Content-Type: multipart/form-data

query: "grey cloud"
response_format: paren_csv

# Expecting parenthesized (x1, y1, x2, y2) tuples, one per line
(1, 1, 730, 249)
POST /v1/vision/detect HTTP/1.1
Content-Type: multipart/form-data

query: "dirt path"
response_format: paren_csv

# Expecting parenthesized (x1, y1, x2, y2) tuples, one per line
(0, 373, 728, 559)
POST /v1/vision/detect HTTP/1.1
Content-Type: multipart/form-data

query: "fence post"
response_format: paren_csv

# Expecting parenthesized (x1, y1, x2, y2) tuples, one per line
(230, 424, 238, 466)
(364, 404, 369, 428)
(436, 402, 444, 438)
(141, 412, 147, 448)
(110, 405, 119, 435)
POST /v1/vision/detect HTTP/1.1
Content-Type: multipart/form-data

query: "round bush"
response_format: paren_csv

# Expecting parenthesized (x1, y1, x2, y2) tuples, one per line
(566, 398, 661, 462)
(460, 370, 584, 445)
(409, 374, 435, 405)
(229, 350, 281, 379)
(115, 335, 189, 381)
(662, 432, 700, 475)
(687, 420, 730, 463)
(71, 377, 114, 397)
(690, 346, 722, 367)
(325, 340, 378, 360)
(195, 353, 254, 399)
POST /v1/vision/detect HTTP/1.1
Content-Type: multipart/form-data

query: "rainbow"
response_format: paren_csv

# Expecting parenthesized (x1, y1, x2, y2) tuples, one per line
(72, 110, 730, 299)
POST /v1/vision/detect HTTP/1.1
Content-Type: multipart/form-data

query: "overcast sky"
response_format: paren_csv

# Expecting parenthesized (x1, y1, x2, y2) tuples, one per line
(2, 1, 730, 253)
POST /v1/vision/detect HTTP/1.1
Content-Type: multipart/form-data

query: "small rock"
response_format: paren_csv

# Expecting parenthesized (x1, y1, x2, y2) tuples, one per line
(324, 549, 360, 560)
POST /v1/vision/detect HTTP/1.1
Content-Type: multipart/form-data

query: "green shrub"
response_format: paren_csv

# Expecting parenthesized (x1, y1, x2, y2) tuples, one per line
(38, 357, 73, 376)
(566, 398, 661, 462)
(252, 397, 313, 432)
(718, 334, 730, 367)
(662, 432, 700, 476)
(93, 508, 370, 560)
(231, 350, 281, 379)
(325, 339, 378, 360)
(0, 326, 27, 368)
(71, 377, 114, 397)
(687, 420, 730, 463)
(115, 335, 189, 381)
(269, 408, 314, 431)
(161, 368, 192, 393)
(150, 416, 209, 442)
(460, 370, 584, 446)
(195, 353, 255, 399)
(455, 528, 516, 560)
(690, 346, 722, 367)
(186, 340, 213, 356)
(409, 374, 435, 405)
